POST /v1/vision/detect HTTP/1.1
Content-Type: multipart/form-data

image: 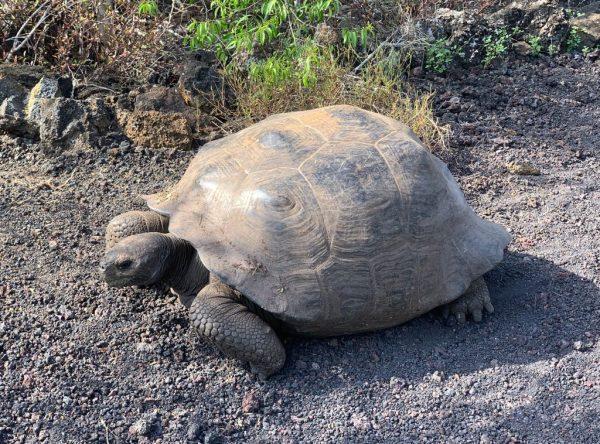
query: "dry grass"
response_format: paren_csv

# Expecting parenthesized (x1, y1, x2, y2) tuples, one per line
(346, 65, 448, 150)
(219, 53, 448, 152)
(374, 0, 498, 17)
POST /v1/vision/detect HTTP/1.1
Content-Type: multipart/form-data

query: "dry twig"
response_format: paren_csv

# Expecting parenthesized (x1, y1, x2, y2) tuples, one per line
(5, 1, 52, 61)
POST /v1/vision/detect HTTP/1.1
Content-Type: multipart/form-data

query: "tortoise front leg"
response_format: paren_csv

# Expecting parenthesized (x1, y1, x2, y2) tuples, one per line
(105, 210, 169, 250)
(190, 282, 286, 378)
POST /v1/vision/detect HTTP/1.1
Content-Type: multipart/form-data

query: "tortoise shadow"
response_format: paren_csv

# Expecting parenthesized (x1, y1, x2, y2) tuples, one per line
(276, 251, 599, 390)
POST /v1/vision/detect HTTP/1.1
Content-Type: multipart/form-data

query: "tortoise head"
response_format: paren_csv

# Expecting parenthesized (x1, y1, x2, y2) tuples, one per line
(101, 233, 171, 287)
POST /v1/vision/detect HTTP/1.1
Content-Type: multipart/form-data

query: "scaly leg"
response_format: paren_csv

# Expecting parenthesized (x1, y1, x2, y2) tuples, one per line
(442, 277, 494, 324)
(190, 282, 286, 378)
(105, 210, 169, 250)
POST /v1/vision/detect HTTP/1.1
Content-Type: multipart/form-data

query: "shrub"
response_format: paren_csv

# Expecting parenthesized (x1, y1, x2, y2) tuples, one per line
(527, 35, 542, 56)
(482, 27, 513, 67)
(566, 27, 582, 52)
(188, 1, 447, 150)
(426, 38, 460, 73)
(1, 0, 186, 83)
(547, 43, 559, 56)
(224, 48, 448, 151)
(185, 0, 342, 64)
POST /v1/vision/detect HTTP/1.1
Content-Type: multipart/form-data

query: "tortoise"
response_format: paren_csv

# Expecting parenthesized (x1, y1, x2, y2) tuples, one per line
(101, 105, 511, 377)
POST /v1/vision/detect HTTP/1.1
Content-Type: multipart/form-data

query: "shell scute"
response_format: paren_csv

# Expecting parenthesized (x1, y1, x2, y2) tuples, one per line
(226, 116, 326, 172)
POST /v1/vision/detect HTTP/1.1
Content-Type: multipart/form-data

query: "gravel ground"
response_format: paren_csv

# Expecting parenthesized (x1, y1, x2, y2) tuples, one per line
(1, 53, 599, 443)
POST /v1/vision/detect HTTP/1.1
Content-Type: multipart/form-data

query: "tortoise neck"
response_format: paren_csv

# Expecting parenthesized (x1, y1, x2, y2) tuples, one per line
(162, 235, 209, 308)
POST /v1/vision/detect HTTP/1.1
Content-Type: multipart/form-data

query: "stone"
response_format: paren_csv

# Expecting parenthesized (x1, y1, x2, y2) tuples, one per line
(241, 390, 260, 414)
(186, 421, 203, 441)
(431, 1, 570, 64)
(295, 360, 307, 370)
(489, 0, 569, 42)
(119, 110, 193, 150)
(506, 161, 541, 175)
(573, 340, 591, 351)
(36, 96, 122, 154)
(527, 197, 539, 208)
(177, 52, 223, 111)
(350, 413, 370, 430)
(0, 64, 49, 89)
(0, 77, 28, 107)
(129, 411, 162, 438)
(37, 98, 87, 153)
(0, 115, 38, 139)
(513, 41, 533, 56)
(587, 48, 600, 60)
(389, 377, 407, 388)
(134, 86, 188, 114)
(433, 8, 469, 36)
(85, 97, 117, 135)
(0, 96, 25, 118)
(431, 370, 445, 382)
(25, 77, 73, 121)
(446, 96, 461, 113)
(412, 66, 424, 76)
(203, 430, 222, 444)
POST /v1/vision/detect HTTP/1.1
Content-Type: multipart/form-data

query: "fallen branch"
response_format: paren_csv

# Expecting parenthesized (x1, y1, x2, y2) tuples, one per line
(353, 29, 401, 73)
(6, 0, 51, 47)
(5, 3, 52, 61)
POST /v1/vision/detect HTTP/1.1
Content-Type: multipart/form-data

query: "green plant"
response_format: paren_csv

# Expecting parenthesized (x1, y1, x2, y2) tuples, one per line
(425, 38, 457, 73)
(527, 35, 542, 56)
(565, 8, 584, 19)
(582, 46, 593, 56)
(186, 0, 341, 63)
(246, 41, 330, 88)
(341, 23, 374, 50)
(547, 43, 559, 56)
(566, 27, 582, 52)
(482, 27, 513, 67)
(138, 0, 159, 16)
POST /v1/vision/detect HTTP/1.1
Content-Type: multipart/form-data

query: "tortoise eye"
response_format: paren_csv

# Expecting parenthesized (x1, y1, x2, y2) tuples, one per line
(116, 259, 133, 271)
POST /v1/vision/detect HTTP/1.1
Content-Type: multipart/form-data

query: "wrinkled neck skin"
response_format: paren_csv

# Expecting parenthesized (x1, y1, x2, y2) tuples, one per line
(161, 235, 209, 308)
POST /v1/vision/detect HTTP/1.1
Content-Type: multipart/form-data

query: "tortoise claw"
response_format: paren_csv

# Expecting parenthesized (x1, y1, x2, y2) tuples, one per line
(442, 277, 493, 325)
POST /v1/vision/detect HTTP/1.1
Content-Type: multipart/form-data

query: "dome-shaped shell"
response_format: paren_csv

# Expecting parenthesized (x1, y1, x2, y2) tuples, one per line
(146, 105, 510, 336)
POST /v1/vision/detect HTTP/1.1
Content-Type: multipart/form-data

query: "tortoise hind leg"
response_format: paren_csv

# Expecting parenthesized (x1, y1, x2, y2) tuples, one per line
(105, 210, 169, 250)
(190, 282, 286, 379)
(442, 277, 494, 324)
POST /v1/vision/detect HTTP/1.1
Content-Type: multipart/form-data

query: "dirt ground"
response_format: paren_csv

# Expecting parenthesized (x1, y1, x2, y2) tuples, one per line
(1, 53, 599, 443)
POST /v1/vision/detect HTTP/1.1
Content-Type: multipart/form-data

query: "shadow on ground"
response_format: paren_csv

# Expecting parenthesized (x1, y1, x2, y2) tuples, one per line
(276, 251, 599, 388)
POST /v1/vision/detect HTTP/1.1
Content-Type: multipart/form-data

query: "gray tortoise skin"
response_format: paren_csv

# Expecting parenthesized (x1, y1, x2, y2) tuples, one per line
(102, 105, 511, 377)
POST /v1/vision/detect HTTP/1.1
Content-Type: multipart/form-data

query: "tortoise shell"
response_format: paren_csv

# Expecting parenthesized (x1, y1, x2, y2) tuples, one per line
(146, 105, 510, 335)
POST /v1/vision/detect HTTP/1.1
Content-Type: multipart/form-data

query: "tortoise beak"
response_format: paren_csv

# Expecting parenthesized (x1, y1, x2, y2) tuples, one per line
(99, 254, 109, 281)
(100, 250, 121, 286)
(99, 258, 107, 273)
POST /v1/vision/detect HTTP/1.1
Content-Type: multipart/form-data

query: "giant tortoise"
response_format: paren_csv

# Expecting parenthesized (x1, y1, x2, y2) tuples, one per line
(101, 105, 511, 377)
